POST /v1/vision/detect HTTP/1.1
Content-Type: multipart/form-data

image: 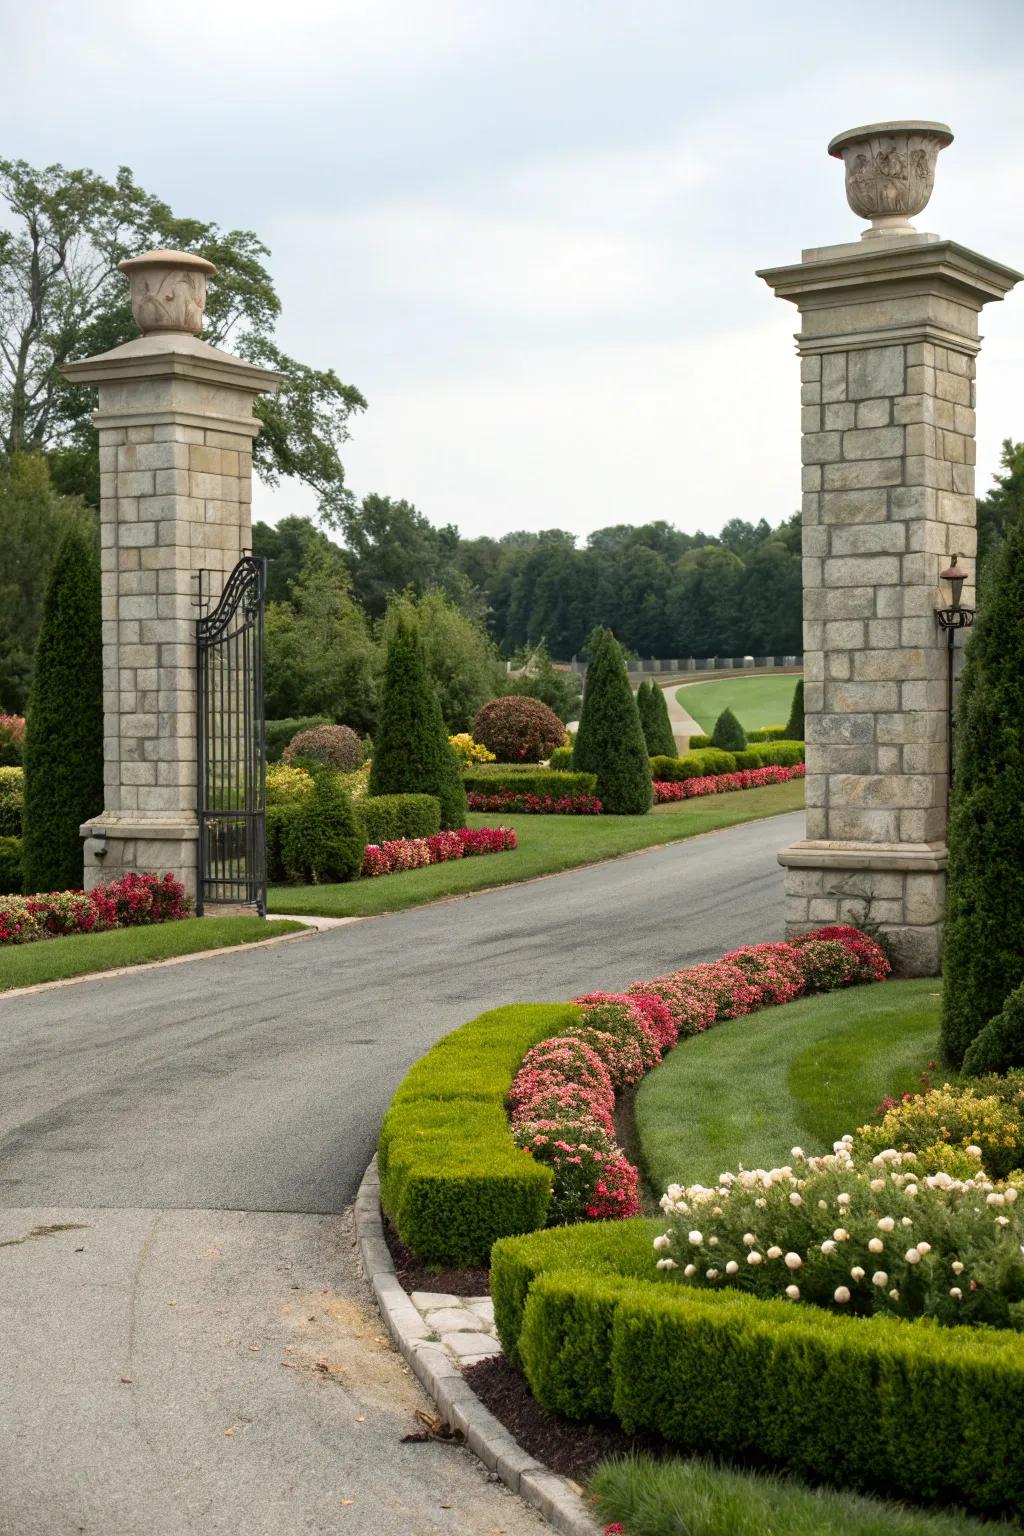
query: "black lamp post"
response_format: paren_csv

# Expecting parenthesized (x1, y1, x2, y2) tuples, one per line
(935, 555, 975, 785)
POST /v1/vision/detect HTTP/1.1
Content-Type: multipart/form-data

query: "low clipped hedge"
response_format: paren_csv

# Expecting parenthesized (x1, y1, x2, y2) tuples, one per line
(359, 793, 441, 844)
(493, 1222, 1024, 1519)
(462, 768, 597, 798)
(378, 1002, 582, 1265)
(0, 835, 22, 894)
(547, 746, 574, 772)
(651, 742, 803, 781)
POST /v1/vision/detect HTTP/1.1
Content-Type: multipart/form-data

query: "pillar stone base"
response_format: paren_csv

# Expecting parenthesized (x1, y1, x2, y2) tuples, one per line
(81, 815, 198, 903)
(779, 839, 947, 977)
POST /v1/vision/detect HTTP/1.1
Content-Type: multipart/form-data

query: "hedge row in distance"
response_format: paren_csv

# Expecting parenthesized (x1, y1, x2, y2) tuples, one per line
(462, 768, 597, 800)
(378, 1002, 581, 1265)
(493, 1221, 1024, 1519)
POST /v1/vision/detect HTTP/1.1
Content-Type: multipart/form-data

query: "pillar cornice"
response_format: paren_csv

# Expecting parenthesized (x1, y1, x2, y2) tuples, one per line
(758, 238, 1022, 312)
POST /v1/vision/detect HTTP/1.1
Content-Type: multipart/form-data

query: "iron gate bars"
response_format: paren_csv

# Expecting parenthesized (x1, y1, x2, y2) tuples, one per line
(196, 555, 267, 914)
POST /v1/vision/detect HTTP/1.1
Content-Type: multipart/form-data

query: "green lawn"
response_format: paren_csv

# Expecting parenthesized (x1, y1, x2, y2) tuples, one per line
(0, 916, 305, 993)
(676, 673, 801, 732)
(634, 979, 941, 1194)
(590, 1453, 997, 1536)
(268, 778, 804, 917)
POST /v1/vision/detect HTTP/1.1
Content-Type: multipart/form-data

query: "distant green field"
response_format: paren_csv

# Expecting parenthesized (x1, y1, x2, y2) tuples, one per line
(676, 673, 801, 733)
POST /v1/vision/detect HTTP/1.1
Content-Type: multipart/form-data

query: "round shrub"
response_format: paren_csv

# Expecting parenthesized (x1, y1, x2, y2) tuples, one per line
(793, 938, 861, 991)
(0, 766, 24, 837)
(963, 985, 1024, 1077)
(281, 772, 366, 884)
(472, 696, 566, 764)
(283, 723, 363, 773)
(710, 708, 747, 751)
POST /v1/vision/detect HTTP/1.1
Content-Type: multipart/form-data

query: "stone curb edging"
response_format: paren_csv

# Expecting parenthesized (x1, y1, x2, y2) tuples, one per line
(353, 1157, 602, 1536)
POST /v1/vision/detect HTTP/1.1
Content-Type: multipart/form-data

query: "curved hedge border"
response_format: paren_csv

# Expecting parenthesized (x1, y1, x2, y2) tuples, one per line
(491, 1220, 1024, 1519)
(378, 1002, 581, 1265)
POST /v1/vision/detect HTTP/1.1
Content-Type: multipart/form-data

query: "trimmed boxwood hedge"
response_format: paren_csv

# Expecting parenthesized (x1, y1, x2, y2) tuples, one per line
(650, 742, 804, 781)
(462, 768, 597, 799)
(378, 1002, 582, 1265)
(358, 793, 440, 844)
(492, 1222, 1024, 1519)
(547, 746, 574, 772)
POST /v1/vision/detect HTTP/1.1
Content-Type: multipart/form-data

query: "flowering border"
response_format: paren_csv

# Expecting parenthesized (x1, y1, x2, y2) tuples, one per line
(466, 789, 602, 815)
(361, 825, 517, 878)
(0, 872, 190, 947)
(508, 927, 890, 1226)
(653, 762, 805, 803)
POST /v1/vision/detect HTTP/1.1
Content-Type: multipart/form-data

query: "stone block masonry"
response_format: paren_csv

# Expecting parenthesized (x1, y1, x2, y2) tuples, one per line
(64, 251, 280, 900)
(760, 234, 1019, 974)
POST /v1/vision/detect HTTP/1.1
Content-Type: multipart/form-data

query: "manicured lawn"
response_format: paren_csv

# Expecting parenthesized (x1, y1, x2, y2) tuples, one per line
(590, 1453, 995, 1536)
(634, 978, 941, 1194)
(676, 673, 801, 732)
(0, 916, 305, 993)
(268, 777, 804, 917)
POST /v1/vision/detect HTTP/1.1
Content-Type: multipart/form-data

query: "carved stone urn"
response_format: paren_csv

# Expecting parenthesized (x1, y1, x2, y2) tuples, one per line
(117, 248, 217, 334)
(828, 120, 953, 239)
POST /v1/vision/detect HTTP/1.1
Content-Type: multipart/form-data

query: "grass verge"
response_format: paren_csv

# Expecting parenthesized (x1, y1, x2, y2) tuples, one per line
(268, 777, 804, 918)
(0, 916, 304, 993)
(675, 673, 800, 732)
(590, 1453, 998, 1536)
(634, 979, 941, 1193)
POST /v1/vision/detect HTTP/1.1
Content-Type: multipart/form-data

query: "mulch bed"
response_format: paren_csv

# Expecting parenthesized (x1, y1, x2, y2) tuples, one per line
(383, 1217, 490, 1297)
(464, 1354, 653, 1482)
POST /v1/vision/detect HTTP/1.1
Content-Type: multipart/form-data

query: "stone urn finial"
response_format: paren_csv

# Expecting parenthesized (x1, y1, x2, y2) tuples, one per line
(118, 248, 217, 335)
(828, 120, 953, 240)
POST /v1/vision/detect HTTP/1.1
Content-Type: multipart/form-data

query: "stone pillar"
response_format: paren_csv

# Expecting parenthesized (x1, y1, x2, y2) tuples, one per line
(758, 122, 1020, 975)
(64, 250, 280, 901)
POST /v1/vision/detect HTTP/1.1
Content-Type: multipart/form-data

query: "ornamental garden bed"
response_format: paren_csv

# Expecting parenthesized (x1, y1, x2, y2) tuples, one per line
(375, 929, 1024, 1525)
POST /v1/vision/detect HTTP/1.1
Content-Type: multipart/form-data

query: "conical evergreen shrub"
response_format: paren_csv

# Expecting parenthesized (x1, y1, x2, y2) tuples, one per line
(370, 612, 467, 829)
(573, 630, 652, 815)
(941, 514, 1024, 1066)
(711, 708, 747, 752)
(785, 678, 805, 739)
(637, 680, 676, 758)
(22, 522, 103, 893)
(281, 770, 366, 883)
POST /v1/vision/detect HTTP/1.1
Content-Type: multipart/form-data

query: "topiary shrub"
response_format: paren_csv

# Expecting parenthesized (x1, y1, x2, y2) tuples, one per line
(637, 680, 677, 758)
(548, 745, 574, 772)
(22, 522, 103, 894)
(370, 612, 468, 829)
(0, 836, 22, 894)
(0, 767, 23, 836)
(359, 794, 441, 845)
(282, 723, 363, 772)
(785, 677, 805, 740)
(265, 716, 334, 763)
(472, 696, 566, 764)
(281, 772, 366, 884)
(710, 707, 747, 751)
(265, 803, 293, 883)
(573, 630, 652, 816)
(942, 515, 1024, 1065)
(963, 984, 1024, 1078)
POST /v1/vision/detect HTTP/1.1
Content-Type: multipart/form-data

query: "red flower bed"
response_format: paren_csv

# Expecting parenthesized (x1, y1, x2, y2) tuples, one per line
(509, 927, 891, 1227)
(0, 872, 190, 947)
(360, 825, 517, 878)
(652, 763, 805, 802)
(466, 789, 602, 815)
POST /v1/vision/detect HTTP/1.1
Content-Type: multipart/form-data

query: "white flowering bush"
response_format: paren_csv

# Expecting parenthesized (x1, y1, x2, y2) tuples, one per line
(655, 1138, 1024, 1329)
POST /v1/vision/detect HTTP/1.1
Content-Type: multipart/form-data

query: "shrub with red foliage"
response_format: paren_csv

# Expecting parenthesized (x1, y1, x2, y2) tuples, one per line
(791, 924, 891, 983)
(283, 723, 363, 772)
(793, 938, 861, 991)
(720, 943, 806, 1006)
(1, 871, 190, 948)
(472, 696, 567, 764)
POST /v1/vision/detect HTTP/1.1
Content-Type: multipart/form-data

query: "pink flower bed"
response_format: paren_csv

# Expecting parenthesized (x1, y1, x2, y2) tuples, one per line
(509, 926, 891, 1226)
(466, 789, 602, 815)
(0, 872, 190, 946)
(653, 763, 805, 802)
(360, 825, 517, 878)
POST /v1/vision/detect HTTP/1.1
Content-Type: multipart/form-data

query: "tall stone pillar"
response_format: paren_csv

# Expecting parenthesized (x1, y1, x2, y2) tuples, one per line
(64, 250, 280, 900)
(759, 122, 1020, 975)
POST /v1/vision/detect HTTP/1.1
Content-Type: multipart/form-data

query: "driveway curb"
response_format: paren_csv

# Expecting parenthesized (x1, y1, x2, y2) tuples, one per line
(353, 1157, 602, 1536)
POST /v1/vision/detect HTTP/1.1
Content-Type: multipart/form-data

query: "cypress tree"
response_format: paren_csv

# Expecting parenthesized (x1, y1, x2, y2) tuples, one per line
(369, 611, 467, 829)
(785, 678, 805, 739)
(637, 680, 676, 758)
(574, 630, 652, 815)
(711, 707, 747, 751)
(22, 522, 103, 893)
(941, 515, 1024, 1066)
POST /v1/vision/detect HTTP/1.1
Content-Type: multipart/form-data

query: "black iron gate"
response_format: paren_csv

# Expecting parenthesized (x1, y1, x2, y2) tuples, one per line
(196, 555, 267, 914)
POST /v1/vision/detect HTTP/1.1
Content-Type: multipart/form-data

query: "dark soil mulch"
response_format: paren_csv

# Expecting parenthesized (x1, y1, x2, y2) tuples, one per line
(383, 1217, 490, 1297)
(464, 1353, 655, 1482)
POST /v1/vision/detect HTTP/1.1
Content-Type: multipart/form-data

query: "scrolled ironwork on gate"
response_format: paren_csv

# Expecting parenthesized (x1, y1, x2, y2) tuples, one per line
(196, 555, 267, 914)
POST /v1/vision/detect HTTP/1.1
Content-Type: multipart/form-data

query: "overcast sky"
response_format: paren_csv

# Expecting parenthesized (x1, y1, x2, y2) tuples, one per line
(3, 0, 1022, 542)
